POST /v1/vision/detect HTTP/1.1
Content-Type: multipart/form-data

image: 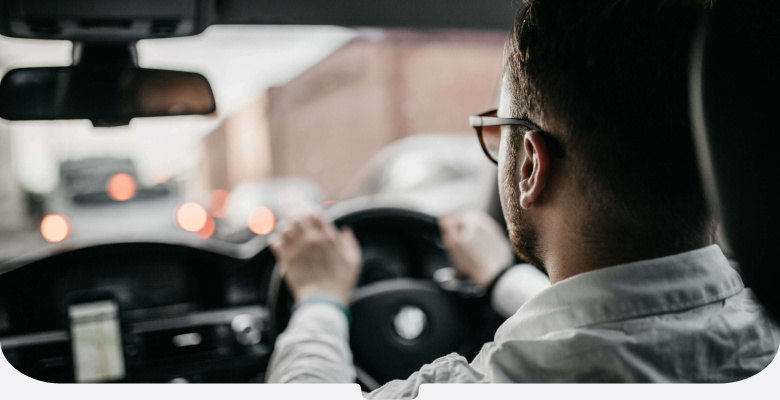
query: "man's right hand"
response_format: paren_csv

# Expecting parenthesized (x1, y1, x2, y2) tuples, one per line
(269, 213, 362, 305)
(438, 210, 515, 288)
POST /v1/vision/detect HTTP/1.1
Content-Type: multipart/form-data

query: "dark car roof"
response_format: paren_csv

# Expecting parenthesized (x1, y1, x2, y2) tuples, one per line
(0, 0, 517, 42)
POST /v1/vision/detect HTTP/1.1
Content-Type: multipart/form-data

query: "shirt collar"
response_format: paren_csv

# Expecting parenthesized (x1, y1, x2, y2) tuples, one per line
(494, 244, 744, 341)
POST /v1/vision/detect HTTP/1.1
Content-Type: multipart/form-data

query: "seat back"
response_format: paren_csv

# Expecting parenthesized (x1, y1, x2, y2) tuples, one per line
(690, 0, 780, 320)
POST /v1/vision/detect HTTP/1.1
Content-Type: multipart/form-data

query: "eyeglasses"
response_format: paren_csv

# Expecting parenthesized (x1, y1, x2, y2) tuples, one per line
(469, 109, 543, 164)
(469, 109, 563, 164)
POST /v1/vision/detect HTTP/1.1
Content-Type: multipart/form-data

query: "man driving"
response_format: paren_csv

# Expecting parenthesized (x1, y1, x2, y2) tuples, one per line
(266, 0, 780, 393)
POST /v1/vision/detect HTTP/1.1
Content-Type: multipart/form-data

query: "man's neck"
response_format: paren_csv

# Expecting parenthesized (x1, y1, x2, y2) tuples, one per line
(544, 245, 662, 284)
(539, 217, 712, 284)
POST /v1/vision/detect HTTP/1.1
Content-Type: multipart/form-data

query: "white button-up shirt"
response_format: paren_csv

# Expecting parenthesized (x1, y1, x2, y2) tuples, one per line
(267, 245, 780, 397)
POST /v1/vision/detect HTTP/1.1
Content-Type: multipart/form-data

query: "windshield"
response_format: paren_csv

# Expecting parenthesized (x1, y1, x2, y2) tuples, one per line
(0, 26, 505, 261)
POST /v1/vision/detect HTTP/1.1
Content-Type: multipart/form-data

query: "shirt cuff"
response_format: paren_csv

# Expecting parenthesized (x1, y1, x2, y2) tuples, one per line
(490, 264, 551, 319)
(287, 300, 350, 338)
(293, 293, 351, 325)
(267, 300, 354, 383)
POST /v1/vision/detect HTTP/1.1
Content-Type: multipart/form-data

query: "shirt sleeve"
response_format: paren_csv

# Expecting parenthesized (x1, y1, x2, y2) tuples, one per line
(491, 264, 550, 319)
(266, 301, 492, 397)
(364, 352, 490, 399)
(265, 301, 356, 383)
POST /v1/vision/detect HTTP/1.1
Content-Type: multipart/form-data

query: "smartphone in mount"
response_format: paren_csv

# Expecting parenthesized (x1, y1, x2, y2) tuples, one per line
(68, 299, 125, 383)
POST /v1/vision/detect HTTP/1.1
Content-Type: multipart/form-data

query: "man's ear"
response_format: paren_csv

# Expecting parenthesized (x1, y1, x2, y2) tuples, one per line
(519, 131, 551, 209)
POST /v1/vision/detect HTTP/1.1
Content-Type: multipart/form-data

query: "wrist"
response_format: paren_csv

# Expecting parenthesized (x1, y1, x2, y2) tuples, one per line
(474, 267, 504, 289)
(473, 252, 515, 288)
(483, 264, 514, 296)
(293, 293, 351, 326)
(293, 285, 350, 305)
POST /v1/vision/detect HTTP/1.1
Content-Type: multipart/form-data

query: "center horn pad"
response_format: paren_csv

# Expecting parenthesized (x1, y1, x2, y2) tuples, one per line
(349, 278, 467, 382)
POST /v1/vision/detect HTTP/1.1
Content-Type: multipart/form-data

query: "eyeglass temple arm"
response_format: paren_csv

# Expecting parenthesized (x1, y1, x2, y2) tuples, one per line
(469, 115, 485, 127)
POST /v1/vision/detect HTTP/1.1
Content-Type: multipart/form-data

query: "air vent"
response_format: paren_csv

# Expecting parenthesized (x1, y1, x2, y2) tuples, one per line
(151, 19, 180, 35)
(78, 19, 133, 29)
(3, 341, 74, 383)
(26, 19, 60, 35)
(134, 325, 231, 362)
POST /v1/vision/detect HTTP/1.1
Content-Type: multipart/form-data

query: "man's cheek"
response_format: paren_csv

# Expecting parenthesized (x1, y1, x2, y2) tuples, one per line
(497, 154, 517, 226)
(497, 131, 510, 197)
(497, 160, 510, 213)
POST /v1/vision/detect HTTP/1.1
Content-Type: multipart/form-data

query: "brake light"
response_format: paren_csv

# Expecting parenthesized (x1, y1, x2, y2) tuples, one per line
(247, 206, 276, 235)
(106, 173, 137, 201)
(41, 214, 70, 243)
(176, 202, 208, 232)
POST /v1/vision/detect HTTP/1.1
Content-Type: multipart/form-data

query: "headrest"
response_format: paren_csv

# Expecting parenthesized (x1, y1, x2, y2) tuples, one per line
(690, 0, 780, 320)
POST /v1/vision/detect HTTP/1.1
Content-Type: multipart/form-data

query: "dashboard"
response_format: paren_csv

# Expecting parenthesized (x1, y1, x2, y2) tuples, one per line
(0, 242, 274, 383)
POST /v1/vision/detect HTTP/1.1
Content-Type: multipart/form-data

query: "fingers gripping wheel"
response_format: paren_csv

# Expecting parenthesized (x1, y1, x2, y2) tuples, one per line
(265, 208, 471, 389)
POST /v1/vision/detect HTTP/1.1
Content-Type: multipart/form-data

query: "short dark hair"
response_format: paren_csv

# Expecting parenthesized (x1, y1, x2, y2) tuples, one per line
(505, 0, 715, 255)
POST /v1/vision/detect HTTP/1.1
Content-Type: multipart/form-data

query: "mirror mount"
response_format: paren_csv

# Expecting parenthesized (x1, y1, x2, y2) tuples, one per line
(72, 42, 146, 127)
(72, 42, 139, 68)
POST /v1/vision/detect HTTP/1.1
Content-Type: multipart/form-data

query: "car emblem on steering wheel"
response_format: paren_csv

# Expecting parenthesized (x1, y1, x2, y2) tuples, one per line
(392, 305, 428, 343)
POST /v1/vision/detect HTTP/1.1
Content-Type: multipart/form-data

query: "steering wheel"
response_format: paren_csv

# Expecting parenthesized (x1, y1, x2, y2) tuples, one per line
(265, 208, 501, 390)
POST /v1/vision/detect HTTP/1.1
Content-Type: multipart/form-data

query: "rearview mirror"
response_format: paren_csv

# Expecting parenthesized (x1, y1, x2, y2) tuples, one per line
(0, 66, 216, 127)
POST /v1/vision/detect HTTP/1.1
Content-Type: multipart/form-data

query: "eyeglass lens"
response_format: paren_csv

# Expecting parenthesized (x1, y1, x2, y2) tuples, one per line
(480, 111, 501, 162)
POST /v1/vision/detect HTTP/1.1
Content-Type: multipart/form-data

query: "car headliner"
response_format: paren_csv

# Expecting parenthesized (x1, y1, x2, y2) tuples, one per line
(0, 0, 519, 43)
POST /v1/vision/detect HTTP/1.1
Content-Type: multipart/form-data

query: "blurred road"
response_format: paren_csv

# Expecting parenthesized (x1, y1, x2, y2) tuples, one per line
(0, 229, 42, 263)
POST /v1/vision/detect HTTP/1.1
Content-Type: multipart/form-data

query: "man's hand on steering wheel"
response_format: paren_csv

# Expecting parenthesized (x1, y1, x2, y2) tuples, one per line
(439, 210, 515, 289)
(269, 213, 362, 304)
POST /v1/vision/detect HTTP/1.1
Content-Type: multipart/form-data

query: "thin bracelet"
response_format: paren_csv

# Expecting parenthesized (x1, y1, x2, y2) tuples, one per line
(292, 294, 352, 326)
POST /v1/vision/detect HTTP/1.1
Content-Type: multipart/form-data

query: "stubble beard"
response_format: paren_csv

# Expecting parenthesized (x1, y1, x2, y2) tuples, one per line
(502, 132, 545, 270)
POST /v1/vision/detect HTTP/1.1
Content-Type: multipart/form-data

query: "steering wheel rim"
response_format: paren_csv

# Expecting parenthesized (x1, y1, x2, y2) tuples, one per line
(265, 207, 478, 390)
